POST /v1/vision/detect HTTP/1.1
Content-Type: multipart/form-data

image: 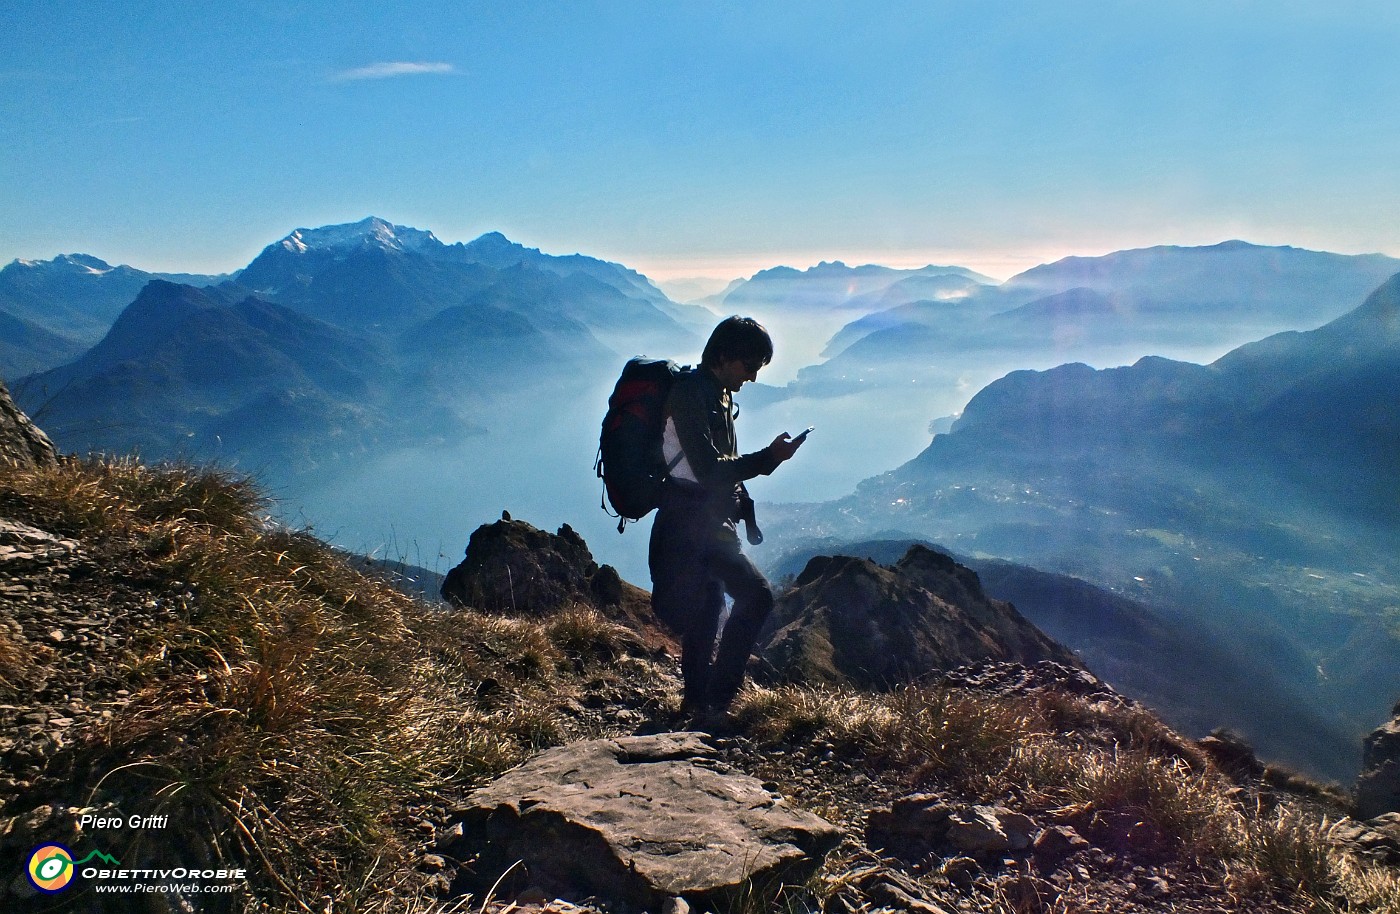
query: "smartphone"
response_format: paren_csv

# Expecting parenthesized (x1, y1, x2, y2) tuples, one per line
(793, 426, 814, 443)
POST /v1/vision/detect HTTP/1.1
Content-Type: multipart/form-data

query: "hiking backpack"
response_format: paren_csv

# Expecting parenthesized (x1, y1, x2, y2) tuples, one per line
(595, 357, 686, 532)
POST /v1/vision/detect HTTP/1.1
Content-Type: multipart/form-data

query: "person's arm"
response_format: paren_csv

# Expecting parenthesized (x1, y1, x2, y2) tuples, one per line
(668, 374, 779, 486)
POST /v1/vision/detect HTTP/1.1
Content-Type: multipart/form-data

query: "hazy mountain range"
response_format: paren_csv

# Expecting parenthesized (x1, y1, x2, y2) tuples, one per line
(12, 218, 698, 484)
(7, 217, 1397, 779)
(703, 260, 996, 315)
(791, 241, 1400, 410)
(772, 273, 1400, 779)
(691, 260, 999, 384)
(705, 242, 1400, 507)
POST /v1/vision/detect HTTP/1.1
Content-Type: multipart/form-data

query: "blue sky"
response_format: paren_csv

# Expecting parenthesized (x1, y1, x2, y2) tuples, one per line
(3, 2, 1398, 282)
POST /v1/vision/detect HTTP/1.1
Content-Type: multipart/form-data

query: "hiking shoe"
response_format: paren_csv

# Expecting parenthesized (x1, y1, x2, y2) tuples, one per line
(634, 704, 697, 735)
(688, 706, 740, 736)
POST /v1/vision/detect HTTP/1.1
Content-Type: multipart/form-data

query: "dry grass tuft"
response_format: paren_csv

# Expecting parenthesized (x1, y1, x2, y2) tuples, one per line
(0, 623, 31, 694)
(1322, 854, 1400, 913)
(1, 455, 265, 538)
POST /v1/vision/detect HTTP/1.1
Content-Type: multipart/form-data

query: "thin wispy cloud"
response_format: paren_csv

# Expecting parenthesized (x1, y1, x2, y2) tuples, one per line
(330, 61, 456, 83)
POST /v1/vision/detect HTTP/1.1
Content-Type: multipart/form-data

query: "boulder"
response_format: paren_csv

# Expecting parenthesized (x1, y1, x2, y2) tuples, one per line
(866, 793, 956, 859)
(1328, 814, 1400, 865)
(0, 380, 57, 469)
(1357, 702, 1400, 819)
(829, 867, 956, 914)
(758, 547, 1077, 690)
(867, 794, 1040, 862)
(945, 806, 1012, 857)
(439, 514, 676, 652)
(1033, 825, 1091, 869)
(441, 514, 603, 613)
(441, 732, 841, 909)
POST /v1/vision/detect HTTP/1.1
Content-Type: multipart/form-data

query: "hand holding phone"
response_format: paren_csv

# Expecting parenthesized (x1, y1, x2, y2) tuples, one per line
(770, 427, 812, 464)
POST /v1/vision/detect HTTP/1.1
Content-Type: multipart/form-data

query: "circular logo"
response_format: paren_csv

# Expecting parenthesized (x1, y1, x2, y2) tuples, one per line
(27, 844, 76, 893)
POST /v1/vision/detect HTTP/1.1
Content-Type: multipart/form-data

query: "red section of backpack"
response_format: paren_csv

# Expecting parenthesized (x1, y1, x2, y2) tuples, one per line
(597, 358, 683, 524)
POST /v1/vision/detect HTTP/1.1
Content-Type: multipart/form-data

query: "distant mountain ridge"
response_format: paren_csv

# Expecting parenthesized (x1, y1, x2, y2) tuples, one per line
(231, 217, 701, 352)
(713, 260, 995, 316)
(794, 241, 1400, 410)
(0, 254, 231, 377)
(1004, 240, 1400, 310)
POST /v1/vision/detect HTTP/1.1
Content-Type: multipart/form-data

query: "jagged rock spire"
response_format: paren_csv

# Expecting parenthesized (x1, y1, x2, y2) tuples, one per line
(0, 380, 58, 469)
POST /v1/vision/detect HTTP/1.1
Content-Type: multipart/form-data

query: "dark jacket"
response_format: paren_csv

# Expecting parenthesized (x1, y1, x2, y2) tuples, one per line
(665, 367, 779, 517)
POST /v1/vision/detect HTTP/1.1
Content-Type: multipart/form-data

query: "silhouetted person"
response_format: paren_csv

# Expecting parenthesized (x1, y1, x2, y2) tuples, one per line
(649, 316, 804, 727)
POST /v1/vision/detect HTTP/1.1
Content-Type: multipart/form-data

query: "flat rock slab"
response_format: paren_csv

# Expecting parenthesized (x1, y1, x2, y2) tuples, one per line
(443, 732, 842, 908)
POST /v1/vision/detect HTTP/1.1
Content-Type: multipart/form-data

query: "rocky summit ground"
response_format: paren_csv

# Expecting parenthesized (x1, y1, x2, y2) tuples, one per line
(1, 455, 1399, 913)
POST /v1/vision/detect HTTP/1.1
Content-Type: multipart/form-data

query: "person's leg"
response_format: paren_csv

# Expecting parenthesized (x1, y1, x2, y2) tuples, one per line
(649, 491, 725, 713)
(679, 577, 724, 712)
(648, 488, 712, 630)
(703, 532, 775, 711)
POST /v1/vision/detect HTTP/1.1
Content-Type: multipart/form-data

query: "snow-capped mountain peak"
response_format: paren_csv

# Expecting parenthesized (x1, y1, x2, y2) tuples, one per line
(6, 253, 116, 276)
(277, 217, 441, 256)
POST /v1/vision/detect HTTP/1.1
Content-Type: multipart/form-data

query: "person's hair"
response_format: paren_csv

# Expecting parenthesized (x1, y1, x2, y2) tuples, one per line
(701, 316, 773, 369)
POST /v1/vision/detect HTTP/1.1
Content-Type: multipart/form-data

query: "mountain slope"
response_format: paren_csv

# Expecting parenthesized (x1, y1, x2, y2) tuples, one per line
(0, 309, 84, 380)
(781, 273, 1400, 780)
(16, 281, 411, 474)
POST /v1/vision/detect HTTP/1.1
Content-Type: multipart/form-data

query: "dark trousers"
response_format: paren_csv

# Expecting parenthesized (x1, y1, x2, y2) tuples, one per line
(649, 484, 774, 711)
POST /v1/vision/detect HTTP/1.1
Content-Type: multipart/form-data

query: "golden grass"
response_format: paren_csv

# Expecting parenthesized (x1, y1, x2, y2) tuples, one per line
(2, 454, 265, 537)
(734, 683, 1398, 912)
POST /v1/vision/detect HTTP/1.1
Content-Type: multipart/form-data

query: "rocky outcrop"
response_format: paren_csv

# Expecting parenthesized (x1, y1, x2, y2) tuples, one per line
(0, 380, 57, 469)
(1196, 729, 1267, 782)
(441, 514, 625, 613)
(1357, 702, 1400, 819)
(439, 732, 842, 909)
(1328, 814, 1400, 866)
(758, 546, 1078, 689)
(942, 659, 1130, 708)
(439, 514, 673, 651)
